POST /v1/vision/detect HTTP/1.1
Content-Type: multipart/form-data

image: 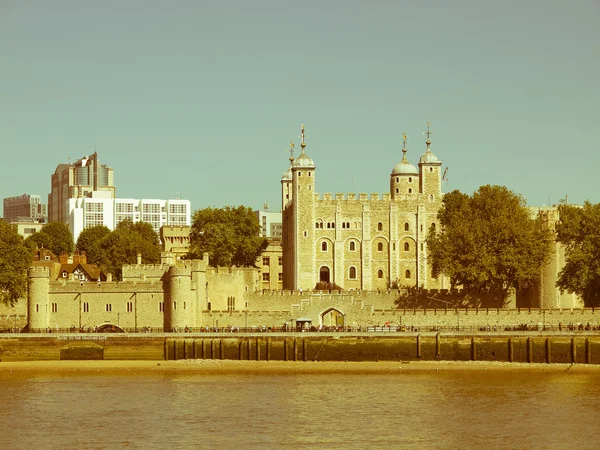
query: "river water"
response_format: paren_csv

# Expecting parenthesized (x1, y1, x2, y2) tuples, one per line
(1, 365, 599, 449)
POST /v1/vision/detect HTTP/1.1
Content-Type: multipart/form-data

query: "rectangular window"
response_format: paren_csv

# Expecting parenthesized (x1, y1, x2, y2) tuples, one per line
(106, 304, 112, 312)
(227, 296, 235, 311)
(36, 304, 39, 312)
(278, 257, 283, 266)
(83, 302, 89, 313)
(263, 257, 270, 266)
(127, 301, 133, 312)
(278, 273, 283, 282)
(51, 303, 58, 313)
(159, 302, 164, 312)
(262, 273, 270, 282)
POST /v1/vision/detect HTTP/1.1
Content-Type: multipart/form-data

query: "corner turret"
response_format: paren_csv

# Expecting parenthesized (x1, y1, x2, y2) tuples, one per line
(390, 133, 419, 199)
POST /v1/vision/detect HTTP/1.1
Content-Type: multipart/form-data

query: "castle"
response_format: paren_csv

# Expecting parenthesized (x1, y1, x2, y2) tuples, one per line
(282, 123, 447, 292)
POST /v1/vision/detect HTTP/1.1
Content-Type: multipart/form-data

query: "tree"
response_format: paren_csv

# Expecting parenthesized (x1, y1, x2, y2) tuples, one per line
(26, 222, 74, 256)
(188, 206, 268, 267)
(555, 202, 600, 306)
(427, 185, 552, 307)
(76, 225, 111, 265)
(98, 219, 161, 279)
(0, 220, 33, 305)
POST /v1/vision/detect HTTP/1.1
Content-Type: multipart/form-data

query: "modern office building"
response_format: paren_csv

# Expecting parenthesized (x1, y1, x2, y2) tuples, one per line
(67, 193, 191, 242)
(254, 207, 282, 238)
(48, 152, 115, 223)
(3, 194, 47, 222)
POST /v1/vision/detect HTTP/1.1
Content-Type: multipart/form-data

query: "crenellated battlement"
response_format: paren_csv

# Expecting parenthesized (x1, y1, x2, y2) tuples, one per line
(28, 266, 50, 278)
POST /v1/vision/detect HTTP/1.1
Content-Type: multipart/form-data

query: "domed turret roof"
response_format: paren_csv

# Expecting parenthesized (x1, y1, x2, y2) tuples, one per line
(293, 149, 315, 168)
(391, 135, 418, 176)
(419, 144, 440, 164)
(281, 166, 292, 181)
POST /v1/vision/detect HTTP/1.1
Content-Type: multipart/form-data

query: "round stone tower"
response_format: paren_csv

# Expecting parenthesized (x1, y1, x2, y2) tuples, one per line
(166, 265, 194, 332)
(390, 133, 419, 199)
(28, 266, 50, 332)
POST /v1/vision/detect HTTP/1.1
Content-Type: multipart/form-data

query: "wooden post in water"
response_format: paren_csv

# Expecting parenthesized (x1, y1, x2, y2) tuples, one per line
(201, 339, 205, 359)
(435, 332, 441, 358)
(293, 338, 298, 361)
(508, 338, 513, 363)
(284, 338, 288, 361)
(571, 338, 577, 364)
(239, 340, 243, 360)
(164, 339, 168, 360)
(526, 337, 532, 363)
(302, 339, 307, 362)
(471, 337, 477, 361)
(256, 338, 260, 361)
(183, 340, 187, 360)
(266, 338, 271, 361)
(416, 334, 422, 359)
(545, 338, 551, 364)
(192, 340, 197, 359)
(247, 339, 252, 360)
(211, 340, 215, 359)
(173, 340, 178, 360)
(220, 340, 224, 359)
(585, 338, 591, 364)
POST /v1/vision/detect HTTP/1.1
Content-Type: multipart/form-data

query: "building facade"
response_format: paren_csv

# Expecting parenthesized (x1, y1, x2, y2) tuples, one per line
(3, 194, 47, 222)
(254, 208, 282, 238)
(48, 152, 115, 223)
(282, 124, 447, 292)
(68, 195, 191, 242)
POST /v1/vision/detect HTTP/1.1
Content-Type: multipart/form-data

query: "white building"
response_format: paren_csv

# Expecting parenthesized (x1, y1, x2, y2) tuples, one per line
(254, 208, 282, 238)
(68, 192, 191, 242)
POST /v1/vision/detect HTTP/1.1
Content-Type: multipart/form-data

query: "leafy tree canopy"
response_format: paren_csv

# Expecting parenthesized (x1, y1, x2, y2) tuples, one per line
(188, 206, 268, 267)
(555, 202, 600, 306)
(98, 219, 161, 279)
(76, 225, 111, 265)
(427, 185, 552, 307)
(0, 220, 33, 305)
(25, 221, 74, 256)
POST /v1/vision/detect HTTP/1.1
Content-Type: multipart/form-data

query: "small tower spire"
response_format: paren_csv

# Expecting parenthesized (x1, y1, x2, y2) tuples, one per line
(288, 140, 295, 164)
(402, 132, 408, 159)
(423, 121, 433, 151)
(300, 123, 306, 150)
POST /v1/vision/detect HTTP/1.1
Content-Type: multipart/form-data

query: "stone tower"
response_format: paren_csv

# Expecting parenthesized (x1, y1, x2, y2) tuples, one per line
(165, 264, 195, 331)
(27, 266, 50, 332)
(292, 124, 316, 290)
(390, 133, 420, 199)
(418, 123, 442, 197)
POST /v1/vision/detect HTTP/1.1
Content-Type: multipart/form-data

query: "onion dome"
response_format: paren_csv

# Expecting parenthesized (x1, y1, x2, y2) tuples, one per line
(419, 122, 441, 164)
(392, 133, 418, 176)
(292, 123, 315, 169)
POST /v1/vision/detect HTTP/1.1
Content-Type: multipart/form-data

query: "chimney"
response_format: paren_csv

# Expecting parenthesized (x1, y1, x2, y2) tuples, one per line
(79, 251, 87, 264)
(59, 251, 69, 265)
(137, 253, 142, 265)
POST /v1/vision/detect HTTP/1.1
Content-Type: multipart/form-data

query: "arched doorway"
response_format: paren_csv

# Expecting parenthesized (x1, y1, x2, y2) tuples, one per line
(95, 323, 125, 333)
(319, 266, 330, 283)
(321, 308, 345, 329)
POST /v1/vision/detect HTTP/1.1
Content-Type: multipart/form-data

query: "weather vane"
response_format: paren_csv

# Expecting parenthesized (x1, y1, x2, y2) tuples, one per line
(423, 121, 433, 142)
(300, 123, 306, 148)
(288, 140, 295, 160)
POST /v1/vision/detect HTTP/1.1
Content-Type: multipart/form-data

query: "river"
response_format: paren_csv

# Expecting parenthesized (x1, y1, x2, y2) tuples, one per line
(1, 362, 599, 449)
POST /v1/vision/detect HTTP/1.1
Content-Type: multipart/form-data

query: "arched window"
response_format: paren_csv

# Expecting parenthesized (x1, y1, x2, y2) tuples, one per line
(409, 177, 412, 183)
(377, 222, 383, 231)
(396, 188, 399, 193)
(396, 177, 399, 182)
(349, 266, 357, 279)
(404, 242, 410, 251)
(349, 241, 356, 251)
(378, 269, 383, 279)
(342, 222, 346, 229)
(405, 269, 411, 278)
(327, 222, 331, 229)
(408, 188, 413, 194)
(346, 222, 350, 228)
(377, 242, 383, 252)
(430, 167, 433, 172)
(431, 223, 436, 232)
(404, 222, 409, 231)
(321, 241, 328, 251)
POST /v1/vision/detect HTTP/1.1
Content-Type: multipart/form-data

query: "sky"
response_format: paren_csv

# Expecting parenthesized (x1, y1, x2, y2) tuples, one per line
(1, 0, 598, 217)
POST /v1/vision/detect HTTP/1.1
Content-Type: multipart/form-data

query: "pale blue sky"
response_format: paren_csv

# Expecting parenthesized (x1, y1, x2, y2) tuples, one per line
(1, 0, 598, 217)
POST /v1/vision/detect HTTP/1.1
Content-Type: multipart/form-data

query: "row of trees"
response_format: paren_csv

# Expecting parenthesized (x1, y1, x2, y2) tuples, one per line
(428, 186, 600, 307)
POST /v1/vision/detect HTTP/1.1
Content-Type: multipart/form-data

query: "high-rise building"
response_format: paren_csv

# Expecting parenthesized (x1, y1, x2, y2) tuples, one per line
(68, 194, 191, 242)
(254, 206, 282, 238)
(48, 152, 115, 223)
(3, 194, 47, 222)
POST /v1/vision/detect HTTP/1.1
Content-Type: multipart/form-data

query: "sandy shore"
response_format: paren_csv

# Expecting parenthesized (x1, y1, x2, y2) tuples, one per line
(1, 359, 600, 375)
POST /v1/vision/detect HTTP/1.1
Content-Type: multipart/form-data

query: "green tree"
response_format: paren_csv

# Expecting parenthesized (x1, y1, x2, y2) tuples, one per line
(188, 206, 268, 267)
(427, 185, 552, 307)
(98, 219, 161, 279)
(555, 202, 600, 306)
(76, 225, 111, 265)
(26, 221, 74, 256)
(0, 220, 33, 305)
